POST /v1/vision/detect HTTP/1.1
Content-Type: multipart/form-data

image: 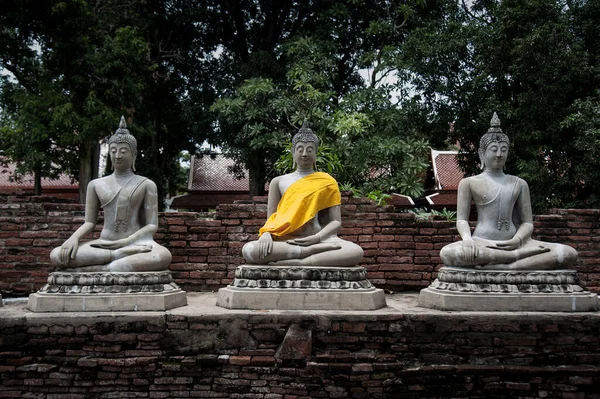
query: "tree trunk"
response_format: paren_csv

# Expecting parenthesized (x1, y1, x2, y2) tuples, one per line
(78, 138, 100, 204)
(150, 131, 166, 212)
(33, 169, 42, 196)
(248, 154, 267, 198)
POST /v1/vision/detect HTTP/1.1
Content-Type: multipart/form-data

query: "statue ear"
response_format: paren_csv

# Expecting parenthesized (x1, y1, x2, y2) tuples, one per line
(478, 150, 485, 170)
(132, 155, 137, 172)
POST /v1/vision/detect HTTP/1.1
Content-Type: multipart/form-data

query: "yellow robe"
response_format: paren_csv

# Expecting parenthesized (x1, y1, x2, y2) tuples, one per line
(259, 172, 341, 238)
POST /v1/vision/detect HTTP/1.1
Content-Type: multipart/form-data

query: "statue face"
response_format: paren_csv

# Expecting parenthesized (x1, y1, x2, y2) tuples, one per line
(110, 142, 135, 172)
(293, 141, 317, 170)
(482, 140, 508, 171)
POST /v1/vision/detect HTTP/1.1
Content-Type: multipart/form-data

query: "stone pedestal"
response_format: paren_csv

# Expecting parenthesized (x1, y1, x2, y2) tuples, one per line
(419, 267, 599, 312)
(27, 271, 187, 312)
(216, 265, 386, 310)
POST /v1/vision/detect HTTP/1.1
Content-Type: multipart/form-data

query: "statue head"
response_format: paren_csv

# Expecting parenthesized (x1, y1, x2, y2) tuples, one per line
(478, 112, 509, 170)
(291, 121, 319, 170)
(108, 116, 137, 171)
(292, 120, 320, 151)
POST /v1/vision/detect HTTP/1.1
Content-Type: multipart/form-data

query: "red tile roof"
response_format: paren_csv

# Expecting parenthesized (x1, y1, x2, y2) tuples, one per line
(431, 149, 464, 190)
(188, 154, 250, 192)
(0, 158, 77, 190)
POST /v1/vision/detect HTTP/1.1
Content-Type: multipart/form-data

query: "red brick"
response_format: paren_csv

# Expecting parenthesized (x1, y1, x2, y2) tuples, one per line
(250, 356, 275, 366)
(229, 356, 252, 365)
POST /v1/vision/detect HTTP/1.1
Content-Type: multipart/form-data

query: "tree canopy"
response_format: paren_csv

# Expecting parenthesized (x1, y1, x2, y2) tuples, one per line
(399, 0, 600, 210)
(1, 0, 599, 210)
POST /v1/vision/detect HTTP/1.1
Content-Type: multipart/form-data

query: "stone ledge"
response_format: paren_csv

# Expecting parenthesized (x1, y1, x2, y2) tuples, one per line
(27, 290, 188, 312)
(419, 288, 600, 312)
(216, 286, 387, 310)
(2, 292, 599, 326)
(419, 266, 600, 312)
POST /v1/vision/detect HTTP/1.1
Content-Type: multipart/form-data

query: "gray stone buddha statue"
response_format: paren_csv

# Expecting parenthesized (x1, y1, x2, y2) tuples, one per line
(439, 113, 577, 270)
(50, 116, 172, 272)
(241, 122, 363, 267)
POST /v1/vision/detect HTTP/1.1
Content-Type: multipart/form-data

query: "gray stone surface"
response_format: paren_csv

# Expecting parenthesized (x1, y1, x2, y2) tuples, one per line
(27, 271, 187, 312)
(27, 290, 187, 312)
(3, 292, 599, 321)
(419, 288, 599, 312)
(217, 265, 387, 310)
(419, 267, 599, 312)
(40, 271, 179, 293)
(216, 286, 386, 310)
(231, 265, 374, 289)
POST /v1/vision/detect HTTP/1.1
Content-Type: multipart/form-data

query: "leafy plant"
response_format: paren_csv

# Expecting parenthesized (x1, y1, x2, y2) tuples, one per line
(366, 190, 392, 206)
(413, 207, 457, 221)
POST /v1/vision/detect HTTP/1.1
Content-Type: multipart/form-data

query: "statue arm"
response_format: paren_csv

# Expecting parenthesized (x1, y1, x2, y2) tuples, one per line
(287, 205, 341, 246)
(456, 178, 473, 240)
(254, 177, 283, 258)
(318, 205, 342, 238)
(57, 182, 100, 264)
(266, 176, 282, 217)
(455, 178, 478, 260)
(128, 179, 160, 240)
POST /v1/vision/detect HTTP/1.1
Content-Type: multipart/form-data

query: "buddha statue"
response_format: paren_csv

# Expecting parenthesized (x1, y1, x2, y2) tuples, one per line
(50, 116, 172, 272)
(241, 122, 363, 267)
(440, 113, 577, 270)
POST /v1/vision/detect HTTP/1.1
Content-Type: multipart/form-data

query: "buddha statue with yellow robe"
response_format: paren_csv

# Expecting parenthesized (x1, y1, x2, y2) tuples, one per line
(241, 122, 363, 267)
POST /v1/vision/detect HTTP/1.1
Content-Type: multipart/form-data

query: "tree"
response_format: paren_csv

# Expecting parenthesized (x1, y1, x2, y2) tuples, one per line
(212, 36, 430, 198)
(398, 0, 600, 210)
(205, 0, 435, 197)
(0, 0, 208, 207)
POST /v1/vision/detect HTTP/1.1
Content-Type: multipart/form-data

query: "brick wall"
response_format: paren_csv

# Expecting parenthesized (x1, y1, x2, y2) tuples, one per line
(1, 307, 599, 398)
(1, 194, 599, 296)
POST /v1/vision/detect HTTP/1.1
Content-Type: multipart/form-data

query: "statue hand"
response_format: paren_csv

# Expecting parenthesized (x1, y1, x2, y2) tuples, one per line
(287, 234, 320, 246)
(59, 237, 79, 265)
(91, 238, 131, 250)
(461, 238, 479, 261)
(487, 238, 520, 251)
(258, 232, 273, 258)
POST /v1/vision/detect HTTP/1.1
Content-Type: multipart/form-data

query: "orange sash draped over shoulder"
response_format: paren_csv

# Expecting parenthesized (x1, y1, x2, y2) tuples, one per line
(259, 172, 341, 238)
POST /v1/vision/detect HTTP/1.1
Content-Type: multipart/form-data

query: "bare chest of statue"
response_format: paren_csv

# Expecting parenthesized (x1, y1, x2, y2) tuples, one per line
(470, 175, 503, 206)
(93, 174, 148, 238)
(94, 175, 142, 206)
(470, 174, 520, 239)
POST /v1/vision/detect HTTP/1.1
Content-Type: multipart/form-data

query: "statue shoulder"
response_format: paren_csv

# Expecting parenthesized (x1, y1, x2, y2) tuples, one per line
(515, 176, 529, 192)
(140, 177, 157, 191)
(506, 174, 529, 189)
(458, 175, 476, 188)
(87, 175, 110, 190)
(270, 175, 283, 184)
